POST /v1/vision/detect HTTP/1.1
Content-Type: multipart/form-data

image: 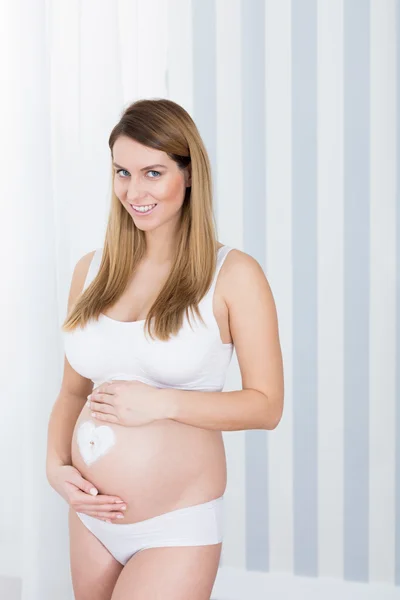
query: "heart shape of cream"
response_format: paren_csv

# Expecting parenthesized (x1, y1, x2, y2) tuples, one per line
(76, 421, 116, 466)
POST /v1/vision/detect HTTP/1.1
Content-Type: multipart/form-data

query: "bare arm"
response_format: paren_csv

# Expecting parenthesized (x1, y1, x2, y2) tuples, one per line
(162, 250, 284, 431)
(45, 250, 96, 476)
(46, 251, 128, 515)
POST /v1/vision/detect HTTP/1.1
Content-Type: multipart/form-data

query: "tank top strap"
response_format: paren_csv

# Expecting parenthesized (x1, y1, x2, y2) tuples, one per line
(82, 247, 103, 292)
(200, 245, 234, 324)
(210, 245, 233, 294)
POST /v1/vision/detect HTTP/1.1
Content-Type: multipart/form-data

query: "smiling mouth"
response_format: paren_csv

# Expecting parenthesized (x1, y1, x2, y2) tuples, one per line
(128, 203, 158, 215)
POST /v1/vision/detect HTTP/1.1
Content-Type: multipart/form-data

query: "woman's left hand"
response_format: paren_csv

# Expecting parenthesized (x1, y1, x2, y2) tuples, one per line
(87, 379, 169, 427)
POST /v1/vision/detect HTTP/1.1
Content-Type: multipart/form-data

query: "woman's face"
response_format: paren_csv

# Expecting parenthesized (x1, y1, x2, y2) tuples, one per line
(112, 136, 191, 231)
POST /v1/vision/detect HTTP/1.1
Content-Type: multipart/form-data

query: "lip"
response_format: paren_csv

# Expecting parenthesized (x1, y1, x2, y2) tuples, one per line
(128, 203, 158, 216)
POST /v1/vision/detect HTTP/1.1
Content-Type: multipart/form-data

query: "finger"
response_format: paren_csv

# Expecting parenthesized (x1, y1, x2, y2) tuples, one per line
(91, 412, 119, 424)
(89, 393, 113, 405)
(105, 380, 118, 393)
(75, 503, 126, 512)
(90, 400, 116, 415)
(90, 381, 116, 398)
(96, 379, 115, 392)
(94, 494, 126, 504)
(74, 490, 125, 504)
(67, 474, 99, 497)
(80, 510, 125, 520)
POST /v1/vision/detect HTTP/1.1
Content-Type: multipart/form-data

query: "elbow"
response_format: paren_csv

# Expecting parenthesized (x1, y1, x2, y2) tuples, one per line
(263, 393, 284, 430)
(267, 412, 283, 430)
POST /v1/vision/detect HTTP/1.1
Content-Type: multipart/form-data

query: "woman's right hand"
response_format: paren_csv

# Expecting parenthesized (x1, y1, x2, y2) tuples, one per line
(47, 464, 127, 522)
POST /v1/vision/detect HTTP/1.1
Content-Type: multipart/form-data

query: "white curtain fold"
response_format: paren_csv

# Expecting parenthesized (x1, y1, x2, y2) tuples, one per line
(0, 1, 168, 597)
(8, 1, 72, 598)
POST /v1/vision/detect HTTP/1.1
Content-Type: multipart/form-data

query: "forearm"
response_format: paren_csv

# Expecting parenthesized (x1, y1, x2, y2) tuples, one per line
(46, 393, 86, 473)
(161, 388, 281, 431)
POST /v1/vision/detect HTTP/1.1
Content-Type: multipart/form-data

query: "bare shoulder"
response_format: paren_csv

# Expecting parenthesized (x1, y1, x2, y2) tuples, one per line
(219, 248, 269, 303)
(67, 249, 97, 312)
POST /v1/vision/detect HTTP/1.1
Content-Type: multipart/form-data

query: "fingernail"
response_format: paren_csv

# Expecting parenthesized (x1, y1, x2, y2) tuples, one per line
(87, 395, 92, 400)
(115, 500, 124, 503)
(117, 514, 124, 519)
(121, 505, 126, 510)
(89, 488, 98, 496)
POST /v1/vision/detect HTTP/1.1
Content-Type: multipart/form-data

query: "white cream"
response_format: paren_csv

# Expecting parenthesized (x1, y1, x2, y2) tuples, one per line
(76, 421, 116, 466)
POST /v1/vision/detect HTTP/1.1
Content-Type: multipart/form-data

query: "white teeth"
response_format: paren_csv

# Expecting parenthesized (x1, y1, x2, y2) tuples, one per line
(131, 203, 156, 213)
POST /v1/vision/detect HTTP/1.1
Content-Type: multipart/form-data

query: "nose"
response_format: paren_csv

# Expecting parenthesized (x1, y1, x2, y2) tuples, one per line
(126, 177, 148, 203)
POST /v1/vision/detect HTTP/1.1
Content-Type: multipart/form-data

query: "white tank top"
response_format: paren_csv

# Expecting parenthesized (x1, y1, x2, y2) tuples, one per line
(63, 245, 234, 391)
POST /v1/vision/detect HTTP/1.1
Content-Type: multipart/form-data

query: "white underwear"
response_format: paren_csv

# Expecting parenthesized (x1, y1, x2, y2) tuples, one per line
(76, 495, 224, 565)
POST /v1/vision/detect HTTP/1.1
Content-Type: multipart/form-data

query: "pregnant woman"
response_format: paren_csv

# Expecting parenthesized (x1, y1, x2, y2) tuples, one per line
(46, 98, 284, 599)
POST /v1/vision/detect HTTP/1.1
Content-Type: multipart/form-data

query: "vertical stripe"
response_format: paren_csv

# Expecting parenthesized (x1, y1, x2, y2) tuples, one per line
(291, 0, 318, 577)
(136, 0, 168, 95)
(192, 0, 217, 179)
(317, 0, 345, 579)
(167, 0, 194, 115)
(343, 0, 370, 583)
(265, 0, 294, 574)
(241, 0, 269, 572)
(192, 0, 219, 568)
(369, 0, 397, 583)
(396, 0, 400, 586)
(117, 0, 139, 100)
(215, 0, 244, 247)
(216, 0, 246, 569)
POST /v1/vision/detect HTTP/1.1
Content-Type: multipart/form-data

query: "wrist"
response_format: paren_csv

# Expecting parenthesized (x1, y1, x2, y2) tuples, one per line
(158, 388, 177, 420)
(46, 457, 69, 475)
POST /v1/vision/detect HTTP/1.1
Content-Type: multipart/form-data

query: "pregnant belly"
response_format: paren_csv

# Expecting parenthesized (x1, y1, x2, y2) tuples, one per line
(71, 405, 227, 523)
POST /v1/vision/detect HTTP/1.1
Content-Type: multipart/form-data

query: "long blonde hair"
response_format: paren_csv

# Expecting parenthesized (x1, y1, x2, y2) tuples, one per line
(62, 98, 219, 342)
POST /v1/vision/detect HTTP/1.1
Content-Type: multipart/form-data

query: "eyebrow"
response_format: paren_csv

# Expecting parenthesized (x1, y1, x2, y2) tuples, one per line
(112, 162, 167, 171)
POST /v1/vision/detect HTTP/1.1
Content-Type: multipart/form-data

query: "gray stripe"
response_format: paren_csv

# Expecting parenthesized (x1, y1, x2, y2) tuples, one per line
(396, 0, 400, 587)
(291, 0, 318, 576)
(241, 0, 269, 571)
(343, 0, 370, 582)
(192, 0, 220, 565)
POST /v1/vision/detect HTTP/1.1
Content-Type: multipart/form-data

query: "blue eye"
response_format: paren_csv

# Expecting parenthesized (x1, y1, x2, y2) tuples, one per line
(116, 169, 161, 179)
(116, 168, 129, 178)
